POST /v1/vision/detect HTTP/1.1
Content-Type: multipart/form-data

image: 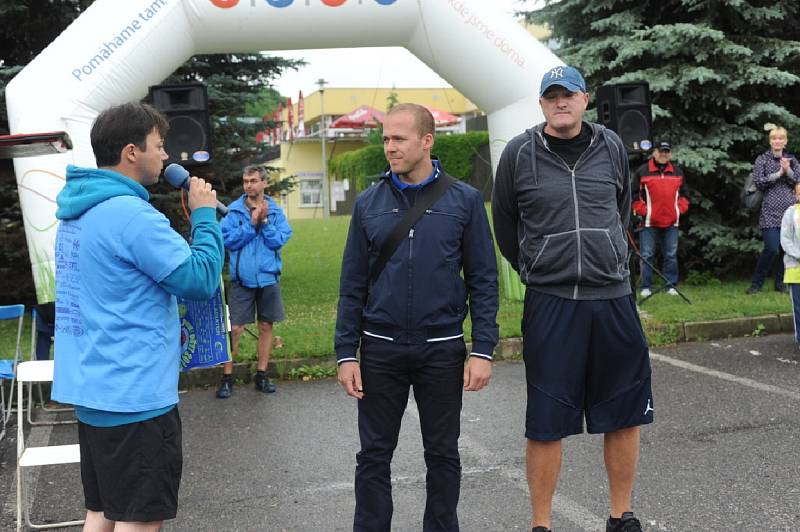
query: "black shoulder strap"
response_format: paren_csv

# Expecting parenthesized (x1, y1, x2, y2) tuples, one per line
(369, 173, 455, 284)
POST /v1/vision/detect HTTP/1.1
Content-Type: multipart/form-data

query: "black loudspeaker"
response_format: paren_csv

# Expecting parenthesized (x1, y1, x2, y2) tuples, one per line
(147, 83, 212, 166)
(596, 82, 652, 153)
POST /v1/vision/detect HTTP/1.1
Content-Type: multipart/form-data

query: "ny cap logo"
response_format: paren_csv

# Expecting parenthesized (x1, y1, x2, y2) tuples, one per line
(549, 67, 564, 79)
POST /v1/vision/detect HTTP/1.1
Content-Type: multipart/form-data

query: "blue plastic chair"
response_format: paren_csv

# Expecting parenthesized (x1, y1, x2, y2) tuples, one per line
(0, 304, 25, 442)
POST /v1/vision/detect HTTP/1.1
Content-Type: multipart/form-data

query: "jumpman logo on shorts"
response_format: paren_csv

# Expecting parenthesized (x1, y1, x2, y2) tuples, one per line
(643, 399, 654, 416)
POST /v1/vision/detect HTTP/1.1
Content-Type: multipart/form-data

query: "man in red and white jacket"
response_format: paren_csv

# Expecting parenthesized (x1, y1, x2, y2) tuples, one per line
(632, 141, 689, 296)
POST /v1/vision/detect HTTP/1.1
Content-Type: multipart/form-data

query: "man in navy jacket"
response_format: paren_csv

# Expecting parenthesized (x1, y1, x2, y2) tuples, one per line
(335, 103, 499, 532)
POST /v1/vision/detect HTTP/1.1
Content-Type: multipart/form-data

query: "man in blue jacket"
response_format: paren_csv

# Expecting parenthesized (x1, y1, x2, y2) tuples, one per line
(53, 102, 224, 531)
(493, 66, 651, 532)
(335, 103, 499, 532)
(216, 164, 292, 398)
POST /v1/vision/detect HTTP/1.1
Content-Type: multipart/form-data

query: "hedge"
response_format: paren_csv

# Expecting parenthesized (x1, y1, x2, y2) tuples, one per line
(329, 131, 490, 191)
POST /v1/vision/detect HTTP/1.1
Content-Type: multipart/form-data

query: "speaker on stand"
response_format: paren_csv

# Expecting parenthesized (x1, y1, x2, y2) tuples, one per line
(596, 82, 652, 154)
(148, 83, 212, 166)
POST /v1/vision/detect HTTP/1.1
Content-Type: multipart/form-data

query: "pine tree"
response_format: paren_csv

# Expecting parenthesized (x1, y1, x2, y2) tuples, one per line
(524, 0, 800, 275)
(162, 53, 302, 198)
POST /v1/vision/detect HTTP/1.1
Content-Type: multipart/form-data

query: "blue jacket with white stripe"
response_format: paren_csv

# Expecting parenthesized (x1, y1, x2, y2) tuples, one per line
(334, 163, 499, 364)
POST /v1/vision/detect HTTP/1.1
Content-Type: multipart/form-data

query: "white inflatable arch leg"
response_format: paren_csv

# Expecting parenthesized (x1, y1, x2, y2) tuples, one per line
(6, 0, 562, 302)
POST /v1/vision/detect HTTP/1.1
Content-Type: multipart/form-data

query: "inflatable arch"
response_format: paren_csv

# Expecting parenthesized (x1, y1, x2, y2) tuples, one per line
(6, 0, 562, 302)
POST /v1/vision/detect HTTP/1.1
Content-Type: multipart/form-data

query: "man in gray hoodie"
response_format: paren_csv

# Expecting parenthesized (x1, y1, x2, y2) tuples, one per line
(492, 66, 653, 532)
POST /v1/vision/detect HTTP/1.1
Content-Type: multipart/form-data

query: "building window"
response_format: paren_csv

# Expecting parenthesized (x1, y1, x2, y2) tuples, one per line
(300, 179, 323, 207)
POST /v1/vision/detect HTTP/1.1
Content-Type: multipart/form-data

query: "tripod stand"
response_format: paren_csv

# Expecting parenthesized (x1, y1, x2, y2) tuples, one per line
(627, 228, 692, 305)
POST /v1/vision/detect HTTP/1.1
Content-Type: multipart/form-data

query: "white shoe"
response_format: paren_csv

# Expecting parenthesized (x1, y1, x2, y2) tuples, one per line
(640, 288, 652, 297)
(667, 288, 679, 296)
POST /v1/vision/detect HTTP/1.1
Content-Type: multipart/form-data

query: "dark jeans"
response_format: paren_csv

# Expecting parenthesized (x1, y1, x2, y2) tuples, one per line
(639, 226, 679, 289)
(354, 336, 465, 532)
(751, 227, 785, 289)
(34, 304, 55, 361)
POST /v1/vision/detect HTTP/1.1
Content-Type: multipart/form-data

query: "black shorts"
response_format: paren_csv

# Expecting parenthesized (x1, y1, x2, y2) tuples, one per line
(228, 281, 285, 326)
(522, 289, 654, 441)
(78, 406, 182, 522)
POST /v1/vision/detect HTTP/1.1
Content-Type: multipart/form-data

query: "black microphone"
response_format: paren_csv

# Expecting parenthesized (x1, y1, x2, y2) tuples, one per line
(163, 163, 228, 216)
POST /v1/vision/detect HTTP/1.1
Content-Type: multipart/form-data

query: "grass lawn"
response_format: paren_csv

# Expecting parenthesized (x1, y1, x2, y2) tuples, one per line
(0, 209, 792, 362)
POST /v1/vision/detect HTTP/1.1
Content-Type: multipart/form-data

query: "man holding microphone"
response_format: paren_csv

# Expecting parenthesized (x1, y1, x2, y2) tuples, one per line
(53, 101, 224, 531)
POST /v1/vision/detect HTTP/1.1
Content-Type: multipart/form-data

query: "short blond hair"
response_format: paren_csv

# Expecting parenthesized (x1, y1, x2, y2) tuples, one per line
(386, 103, 435, 138)
(769, 126, 788, 140)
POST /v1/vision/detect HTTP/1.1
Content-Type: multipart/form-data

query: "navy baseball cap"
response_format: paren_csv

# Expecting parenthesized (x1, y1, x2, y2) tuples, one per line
(539, 66, 587, 97)
(654, 140, 672, 151)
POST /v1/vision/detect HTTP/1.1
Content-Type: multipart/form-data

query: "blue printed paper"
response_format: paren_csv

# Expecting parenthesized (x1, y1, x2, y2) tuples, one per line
(178, 284, 230, 372)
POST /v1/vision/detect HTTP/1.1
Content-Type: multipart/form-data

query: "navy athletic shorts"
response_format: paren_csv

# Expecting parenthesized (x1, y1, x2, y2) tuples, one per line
(522, 289, 654, 441)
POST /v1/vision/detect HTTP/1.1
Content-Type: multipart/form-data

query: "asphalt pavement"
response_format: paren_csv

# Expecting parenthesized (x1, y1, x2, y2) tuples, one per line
(1, 333, 799, 531)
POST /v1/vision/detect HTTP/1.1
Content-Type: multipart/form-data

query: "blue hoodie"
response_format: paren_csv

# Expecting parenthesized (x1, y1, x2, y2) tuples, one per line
(52, 165, 224, 425)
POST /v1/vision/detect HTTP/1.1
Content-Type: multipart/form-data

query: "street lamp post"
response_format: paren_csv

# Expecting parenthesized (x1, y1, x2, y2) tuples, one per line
(317, 78, 329, 219)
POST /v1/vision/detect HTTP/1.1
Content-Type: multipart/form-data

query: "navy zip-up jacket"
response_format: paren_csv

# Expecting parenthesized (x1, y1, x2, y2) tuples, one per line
(335, 163, 499, 364)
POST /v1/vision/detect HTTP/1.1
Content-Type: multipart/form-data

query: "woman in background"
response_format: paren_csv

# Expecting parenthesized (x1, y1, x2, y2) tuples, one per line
(747, 126, 800, 294)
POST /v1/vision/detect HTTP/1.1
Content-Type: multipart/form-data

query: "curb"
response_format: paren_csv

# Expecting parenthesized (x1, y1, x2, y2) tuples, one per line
(647, 313, 794, 343)
(178, 357, 334, 391)
(180, 314, 795, 390)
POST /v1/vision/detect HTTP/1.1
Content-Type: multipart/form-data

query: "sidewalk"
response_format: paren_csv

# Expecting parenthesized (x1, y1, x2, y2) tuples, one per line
(5, 333, 799, 531)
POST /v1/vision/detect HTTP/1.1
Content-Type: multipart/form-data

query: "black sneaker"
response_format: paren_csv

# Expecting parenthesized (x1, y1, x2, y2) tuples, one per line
(215, 378, 233, 399)
(745, 285, 761, 295)
(775, 284, 789, 293)
(254, 374, 277, 394)
(606, 511, 643, 532)
(532, 527, 551, 532)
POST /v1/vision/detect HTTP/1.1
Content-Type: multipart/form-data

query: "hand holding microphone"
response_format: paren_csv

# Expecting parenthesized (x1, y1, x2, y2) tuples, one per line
(188, 177, 218, 212)
(163, 163, 229, 215)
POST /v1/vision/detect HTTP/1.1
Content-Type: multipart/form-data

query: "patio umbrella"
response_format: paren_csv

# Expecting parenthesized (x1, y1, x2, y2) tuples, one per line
(425, 106, 460, 126)
(297, 90, 306, 137)
(330, 105, 385, 128)
(286, 97, 294, 140)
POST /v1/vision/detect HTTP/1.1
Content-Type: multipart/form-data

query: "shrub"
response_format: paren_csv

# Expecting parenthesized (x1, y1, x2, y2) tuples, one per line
(685, 270, 722, 287)
(329, 131, 490, 191)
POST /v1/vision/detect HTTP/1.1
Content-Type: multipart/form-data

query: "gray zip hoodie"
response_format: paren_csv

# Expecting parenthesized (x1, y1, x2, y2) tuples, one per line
(492, 121, 632, 300)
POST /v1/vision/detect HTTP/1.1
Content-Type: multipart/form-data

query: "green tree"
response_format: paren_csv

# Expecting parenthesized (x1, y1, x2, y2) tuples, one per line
(163, 54, 301, 186)
(386, 87, 400, 111)
(524, 0, 800, 276)
(146, 56, 302, 241)
(245, 86, 286, 119)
